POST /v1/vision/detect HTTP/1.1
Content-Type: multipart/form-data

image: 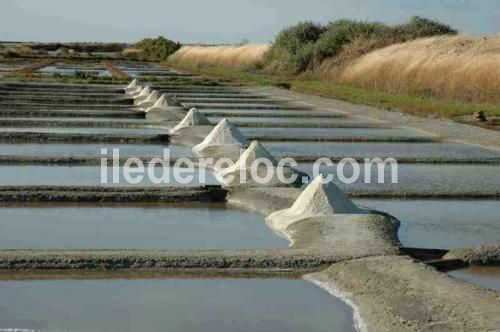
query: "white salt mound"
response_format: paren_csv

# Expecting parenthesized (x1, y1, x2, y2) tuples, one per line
(267, 174, 361, 233)
(172, 108, 211, 132)
(193, 119, 247, 152)
(289, 175, 360, 216)
(133, 86, 151, 99)
(127, 85, 143, 96)
(145, 94, 169, 113)
(221, 140, 277, 174)
(137, 90, 159, 106)
(125, 79, 138, 90)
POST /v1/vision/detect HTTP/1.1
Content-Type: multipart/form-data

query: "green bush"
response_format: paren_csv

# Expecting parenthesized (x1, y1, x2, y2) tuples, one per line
(135, 36, 181, 61)
(74, 71, 90, 79)
(314, 20, 391, 59)
(264, 22, 324, 73)
(273, 21, 325, 54)
(264, 16, 457, 74)
(396, 16, 457, 40)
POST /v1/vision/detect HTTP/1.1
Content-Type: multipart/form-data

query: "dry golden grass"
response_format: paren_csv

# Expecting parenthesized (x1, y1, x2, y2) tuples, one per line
(338, 35, 500, 103)
(168, 44, 269, 69)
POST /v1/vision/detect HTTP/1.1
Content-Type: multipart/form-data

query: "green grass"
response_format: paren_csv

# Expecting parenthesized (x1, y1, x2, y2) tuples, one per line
(291, 81, 500, 118)
(166, 61, 500, 118)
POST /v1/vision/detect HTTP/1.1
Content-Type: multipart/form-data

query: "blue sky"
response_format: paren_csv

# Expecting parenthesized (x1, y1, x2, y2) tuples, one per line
(1, 0, 499, 43)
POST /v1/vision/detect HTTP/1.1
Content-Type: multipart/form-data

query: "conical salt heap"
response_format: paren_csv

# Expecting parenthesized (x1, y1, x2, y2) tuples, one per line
(124, 79, 139, 93)
(193, 118, 247, 153)
(127, 85, 143, 96)
(289, 175, 360, 216)
(267, 174, 361, 233)
(145, 94, 168, 113)
(172, 108, 211, 132)
(219, 140, 306, 187)
(221, 140, 277, 174)
(133, 86, 151, 99)
(136, 90, 159, 106)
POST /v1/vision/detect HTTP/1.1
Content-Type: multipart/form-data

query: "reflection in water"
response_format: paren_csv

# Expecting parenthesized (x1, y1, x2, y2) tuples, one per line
(0, 277, 355, 332)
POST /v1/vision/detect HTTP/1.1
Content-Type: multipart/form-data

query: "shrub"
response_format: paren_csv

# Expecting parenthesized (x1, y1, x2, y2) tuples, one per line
(135, 36, 181, 61)
(264, 22, 325, 73)
(263, 16, 457, 74)
(74, 70, 90, 79)
(396, 16, 457, 40)
(314, 20, 391, 59)
(273, 21, 325, 54)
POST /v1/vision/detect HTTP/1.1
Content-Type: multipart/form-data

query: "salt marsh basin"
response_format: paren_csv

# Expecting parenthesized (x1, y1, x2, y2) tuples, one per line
(0, 275, 355, 332)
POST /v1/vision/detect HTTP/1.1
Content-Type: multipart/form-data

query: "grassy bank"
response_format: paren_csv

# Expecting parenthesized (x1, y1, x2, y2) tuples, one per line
(164, 16, 500, 119)
(165, 60, 500, 118)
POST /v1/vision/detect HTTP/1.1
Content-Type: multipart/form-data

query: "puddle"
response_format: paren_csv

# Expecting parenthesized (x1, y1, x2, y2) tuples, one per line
(296, 163, 500, 196)
(448, 266, 500, 291)
(0, 143, 195, 158)
(0, 165, 219, 187)
(354, 199, 500, 249)
(265, 142, 500, 161)
(0, 277, 354, 332)
(0, 202, 285, 250)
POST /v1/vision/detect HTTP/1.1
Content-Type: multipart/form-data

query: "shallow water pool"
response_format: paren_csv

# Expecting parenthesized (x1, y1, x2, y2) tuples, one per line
(0, 143, 195, 158)
(265, 141, 500, 162)
(0, 126, 167, 136)
(448, 266, 500, 292)
(355, 199, 500, 249)
(0, 165, 219, 187)
(0, 276, 355, 332)
(0, 202, 285, 250)
(296, 163, 500, 196)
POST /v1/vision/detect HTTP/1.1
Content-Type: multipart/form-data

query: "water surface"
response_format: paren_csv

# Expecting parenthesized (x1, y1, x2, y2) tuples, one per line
(242, 127, 431, 139)
(0, 277, 355, 332)
(297, 163, 500, 196)
(266, 142, 500, 161)
(355, 199, 500, 249)
(0, 165, 219, 187)
(0, 143, 195, 158)
(448, 266, 500, 292)
(0, 203, 285, 250)
(0, 126, 166, 135)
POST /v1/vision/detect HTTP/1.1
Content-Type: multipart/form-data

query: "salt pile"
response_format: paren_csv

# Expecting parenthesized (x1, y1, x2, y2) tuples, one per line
(127, 85, 143, 96)
(133, 86, 151, 99)
(267, 175, 361, 232)
(136, 90, 159, 106)
(172, 108, 211, 132)
(221, 140, 276, 174)
(124, 79, 139, 93)
(144, 94, 169, 113)
(193, 118, 247, 153)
